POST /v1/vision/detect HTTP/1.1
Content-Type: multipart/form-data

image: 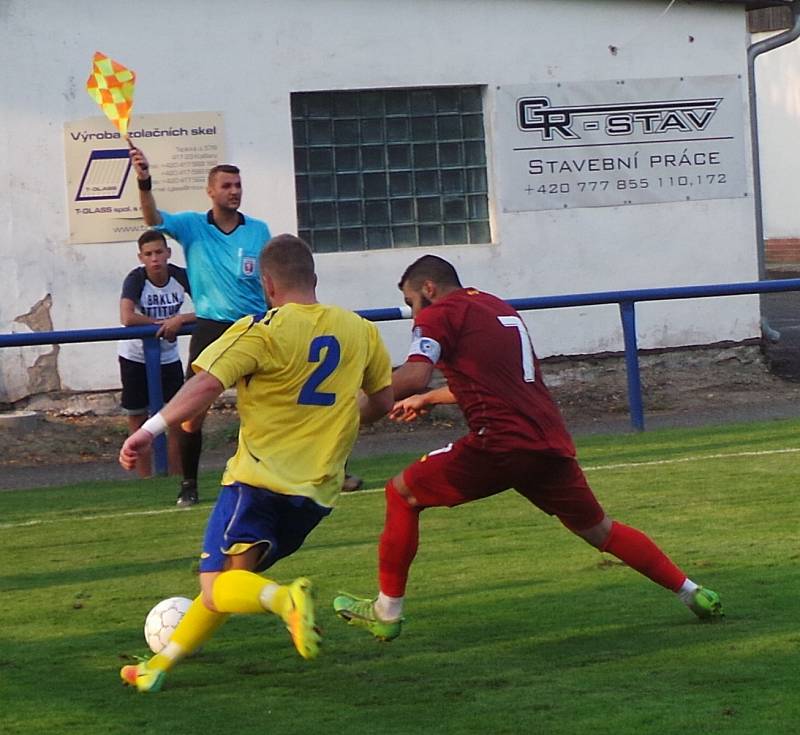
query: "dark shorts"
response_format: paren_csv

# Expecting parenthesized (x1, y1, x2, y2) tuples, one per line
(403, 436, 605, 532)
(186, 318, 234, 379)
(199, 482, 332, 573)
(119, 356, 184, 415)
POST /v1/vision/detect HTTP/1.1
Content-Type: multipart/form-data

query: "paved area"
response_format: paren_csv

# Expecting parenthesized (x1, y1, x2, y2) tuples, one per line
(5, 394, 800, 492)
(761, 285, 800, 380)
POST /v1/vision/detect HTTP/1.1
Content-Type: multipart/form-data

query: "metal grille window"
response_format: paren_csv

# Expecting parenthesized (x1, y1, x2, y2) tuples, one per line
(291, 86, 491, 253)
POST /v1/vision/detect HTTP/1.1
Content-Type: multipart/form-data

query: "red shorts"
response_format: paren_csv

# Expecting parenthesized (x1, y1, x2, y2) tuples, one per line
(403, 436, 605, 532)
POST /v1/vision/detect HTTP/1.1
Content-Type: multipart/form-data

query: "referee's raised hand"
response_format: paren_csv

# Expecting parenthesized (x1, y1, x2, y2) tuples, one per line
(129, 146, 150, 179)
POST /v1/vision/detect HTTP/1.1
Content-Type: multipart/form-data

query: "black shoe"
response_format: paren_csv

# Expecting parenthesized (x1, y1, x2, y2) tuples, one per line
(176, 480, 199, 507)
(341, 473, 364, 493)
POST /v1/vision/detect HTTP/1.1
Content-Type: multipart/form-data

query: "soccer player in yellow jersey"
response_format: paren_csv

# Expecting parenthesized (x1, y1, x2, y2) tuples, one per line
(117, 234, 394, 693)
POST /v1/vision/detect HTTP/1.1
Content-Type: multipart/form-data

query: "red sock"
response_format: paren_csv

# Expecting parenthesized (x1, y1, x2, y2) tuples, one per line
(378, 479, 421, 597)
(600, 521, 687, 592)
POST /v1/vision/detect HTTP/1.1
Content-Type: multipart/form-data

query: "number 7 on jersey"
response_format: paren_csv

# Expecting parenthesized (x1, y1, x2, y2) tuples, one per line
(497, 315, 535, 382)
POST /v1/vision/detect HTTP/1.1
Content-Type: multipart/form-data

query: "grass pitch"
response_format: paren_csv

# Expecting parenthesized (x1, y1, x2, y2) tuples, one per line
(1, 419, 798, 734)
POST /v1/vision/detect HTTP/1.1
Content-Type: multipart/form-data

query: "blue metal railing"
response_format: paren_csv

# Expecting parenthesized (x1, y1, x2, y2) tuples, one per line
(3, 277, 800, 474)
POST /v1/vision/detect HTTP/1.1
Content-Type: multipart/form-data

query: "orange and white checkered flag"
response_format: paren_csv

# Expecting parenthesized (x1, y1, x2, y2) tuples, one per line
(86, 51, 136, 138)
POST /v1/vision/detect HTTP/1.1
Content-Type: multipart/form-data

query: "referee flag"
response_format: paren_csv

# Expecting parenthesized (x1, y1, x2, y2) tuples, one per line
(86, 51, 136, 137)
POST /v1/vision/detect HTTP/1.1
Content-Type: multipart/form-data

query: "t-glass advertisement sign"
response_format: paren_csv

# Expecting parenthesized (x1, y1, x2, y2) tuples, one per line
(495, 75, 749, 212)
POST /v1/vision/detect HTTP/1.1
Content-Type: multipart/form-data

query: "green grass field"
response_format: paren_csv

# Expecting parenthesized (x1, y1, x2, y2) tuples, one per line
(1, 419, 799, 735)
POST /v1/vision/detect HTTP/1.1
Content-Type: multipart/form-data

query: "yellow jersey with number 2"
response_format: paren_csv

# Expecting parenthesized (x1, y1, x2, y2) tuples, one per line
(193, 303, 392, 508)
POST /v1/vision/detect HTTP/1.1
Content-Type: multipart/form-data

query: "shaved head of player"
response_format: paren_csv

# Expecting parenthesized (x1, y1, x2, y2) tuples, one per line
(118, 233, 394, 692)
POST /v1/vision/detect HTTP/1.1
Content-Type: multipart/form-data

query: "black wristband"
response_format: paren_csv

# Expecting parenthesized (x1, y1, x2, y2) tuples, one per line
(137, 176, 152, 191)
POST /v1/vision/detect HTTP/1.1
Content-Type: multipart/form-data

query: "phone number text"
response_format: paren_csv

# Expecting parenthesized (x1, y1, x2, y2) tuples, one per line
(526, 174, 729, 196)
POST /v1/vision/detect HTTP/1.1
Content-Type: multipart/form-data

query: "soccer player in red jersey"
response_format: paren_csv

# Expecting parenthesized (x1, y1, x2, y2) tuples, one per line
(334, 255, 723, 641)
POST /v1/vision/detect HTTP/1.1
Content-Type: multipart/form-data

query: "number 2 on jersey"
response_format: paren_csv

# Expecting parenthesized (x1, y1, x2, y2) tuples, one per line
(298, 335, 341, 406)
(497, 316, 535, 382)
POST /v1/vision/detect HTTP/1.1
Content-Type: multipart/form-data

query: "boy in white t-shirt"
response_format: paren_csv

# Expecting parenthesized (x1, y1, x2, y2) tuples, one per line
(118, 230, 195, 479)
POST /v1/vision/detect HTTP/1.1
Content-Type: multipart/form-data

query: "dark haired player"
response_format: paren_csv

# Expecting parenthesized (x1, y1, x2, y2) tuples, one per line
(334, 255, 723, 641)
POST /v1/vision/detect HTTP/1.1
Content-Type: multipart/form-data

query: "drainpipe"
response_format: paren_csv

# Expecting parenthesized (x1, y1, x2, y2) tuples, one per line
(748, 1, 800, 341)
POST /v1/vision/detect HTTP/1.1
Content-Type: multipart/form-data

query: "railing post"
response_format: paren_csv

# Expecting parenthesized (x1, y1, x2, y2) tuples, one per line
(142, 337, 168, 475)
(618, 300, 645, 432)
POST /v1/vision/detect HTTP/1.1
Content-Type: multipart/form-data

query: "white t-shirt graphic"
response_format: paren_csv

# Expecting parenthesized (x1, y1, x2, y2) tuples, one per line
(118, 264, 191, 364)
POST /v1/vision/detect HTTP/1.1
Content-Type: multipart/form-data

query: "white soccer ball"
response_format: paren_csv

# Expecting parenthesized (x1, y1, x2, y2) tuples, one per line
(144, 596, 192, 654)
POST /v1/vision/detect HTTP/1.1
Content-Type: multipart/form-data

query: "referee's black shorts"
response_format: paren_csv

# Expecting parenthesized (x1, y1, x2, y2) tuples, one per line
(186, 318, 234, 379)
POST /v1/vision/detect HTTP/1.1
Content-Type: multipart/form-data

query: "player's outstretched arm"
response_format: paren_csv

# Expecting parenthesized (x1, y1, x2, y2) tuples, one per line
(118, 370, 224, 471)
(119, 429, 155, 471)
(159, 370, 224, 427)
(392, 360, 434, 401)
(129, 146, 163, 226)
(389, 385, 457, 422)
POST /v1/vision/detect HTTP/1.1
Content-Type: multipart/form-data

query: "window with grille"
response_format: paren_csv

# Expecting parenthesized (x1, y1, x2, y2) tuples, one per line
(291, 86, 491, 253)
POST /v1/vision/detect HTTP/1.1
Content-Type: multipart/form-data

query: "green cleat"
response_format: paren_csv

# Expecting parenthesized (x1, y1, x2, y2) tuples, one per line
(333, 593, 403, 642)
(282, 577, 321, 660)
(688, 586, 724, 621)
(119, 660, 166, 693)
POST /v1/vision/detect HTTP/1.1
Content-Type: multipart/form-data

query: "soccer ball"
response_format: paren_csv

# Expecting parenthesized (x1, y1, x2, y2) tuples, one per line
(144, 596, 192, 654)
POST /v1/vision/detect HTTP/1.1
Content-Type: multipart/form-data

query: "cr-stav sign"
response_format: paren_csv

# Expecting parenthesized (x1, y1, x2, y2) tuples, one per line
(495, 75, 748, 212)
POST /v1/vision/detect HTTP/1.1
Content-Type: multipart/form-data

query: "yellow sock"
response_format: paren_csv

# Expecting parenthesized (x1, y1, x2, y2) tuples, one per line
(148, 595, 228, 673)
(212, 569, 287, 615)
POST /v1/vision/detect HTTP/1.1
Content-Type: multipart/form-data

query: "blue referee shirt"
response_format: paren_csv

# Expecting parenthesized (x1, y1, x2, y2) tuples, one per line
(157, 209, 270, 322)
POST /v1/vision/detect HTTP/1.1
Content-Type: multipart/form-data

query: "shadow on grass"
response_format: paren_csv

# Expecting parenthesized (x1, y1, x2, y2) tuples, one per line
(2, 564, 797, 735)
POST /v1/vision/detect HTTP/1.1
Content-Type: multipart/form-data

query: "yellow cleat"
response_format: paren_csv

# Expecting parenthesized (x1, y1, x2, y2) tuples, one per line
(119, 660, 166, 693)
(282, 577, 321, 660)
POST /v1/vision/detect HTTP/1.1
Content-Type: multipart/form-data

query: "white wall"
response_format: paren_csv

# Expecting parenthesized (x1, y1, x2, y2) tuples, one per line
(753, 29, 800, 239)
(0, 0, 761, 402)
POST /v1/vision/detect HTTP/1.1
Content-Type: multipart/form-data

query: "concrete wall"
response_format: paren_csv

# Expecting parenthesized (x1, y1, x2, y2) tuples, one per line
(0, 0, 762, 403)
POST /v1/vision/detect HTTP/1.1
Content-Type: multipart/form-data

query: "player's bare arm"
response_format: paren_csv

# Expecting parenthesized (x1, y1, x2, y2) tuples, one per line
(119, 371, 224, 470)
(155, 370, 224, 428)
(389, 385, 456, 422)
(391, 359, 434, 401)
(358, 385, 394, 425)
(129, 146, 163, 226)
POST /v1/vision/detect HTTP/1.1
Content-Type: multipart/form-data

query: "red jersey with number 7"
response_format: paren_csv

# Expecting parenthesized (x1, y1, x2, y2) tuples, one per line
(407, 288, 575, 456)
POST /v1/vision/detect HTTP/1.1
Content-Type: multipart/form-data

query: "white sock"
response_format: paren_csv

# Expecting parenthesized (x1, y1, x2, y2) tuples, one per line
(375, 592, 404, 621)
(677, 578, 699, 606)
(258, 582, 280, 611)
(157, 641, 185, 662)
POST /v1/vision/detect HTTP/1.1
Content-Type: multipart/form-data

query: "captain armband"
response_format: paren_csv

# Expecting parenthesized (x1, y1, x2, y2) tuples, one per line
(407, 335, 441, 363)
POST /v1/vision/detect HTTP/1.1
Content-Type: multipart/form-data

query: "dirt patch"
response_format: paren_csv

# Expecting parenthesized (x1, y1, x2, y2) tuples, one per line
(0, 407, 241, 469)
(2, 344, 800, 487)
(544, 343, 800, 420)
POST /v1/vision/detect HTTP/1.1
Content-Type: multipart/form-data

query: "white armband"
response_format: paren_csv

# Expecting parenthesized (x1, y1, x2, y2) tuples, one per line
(141, 412, 168, 438)
(407, 334, 441, 364)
